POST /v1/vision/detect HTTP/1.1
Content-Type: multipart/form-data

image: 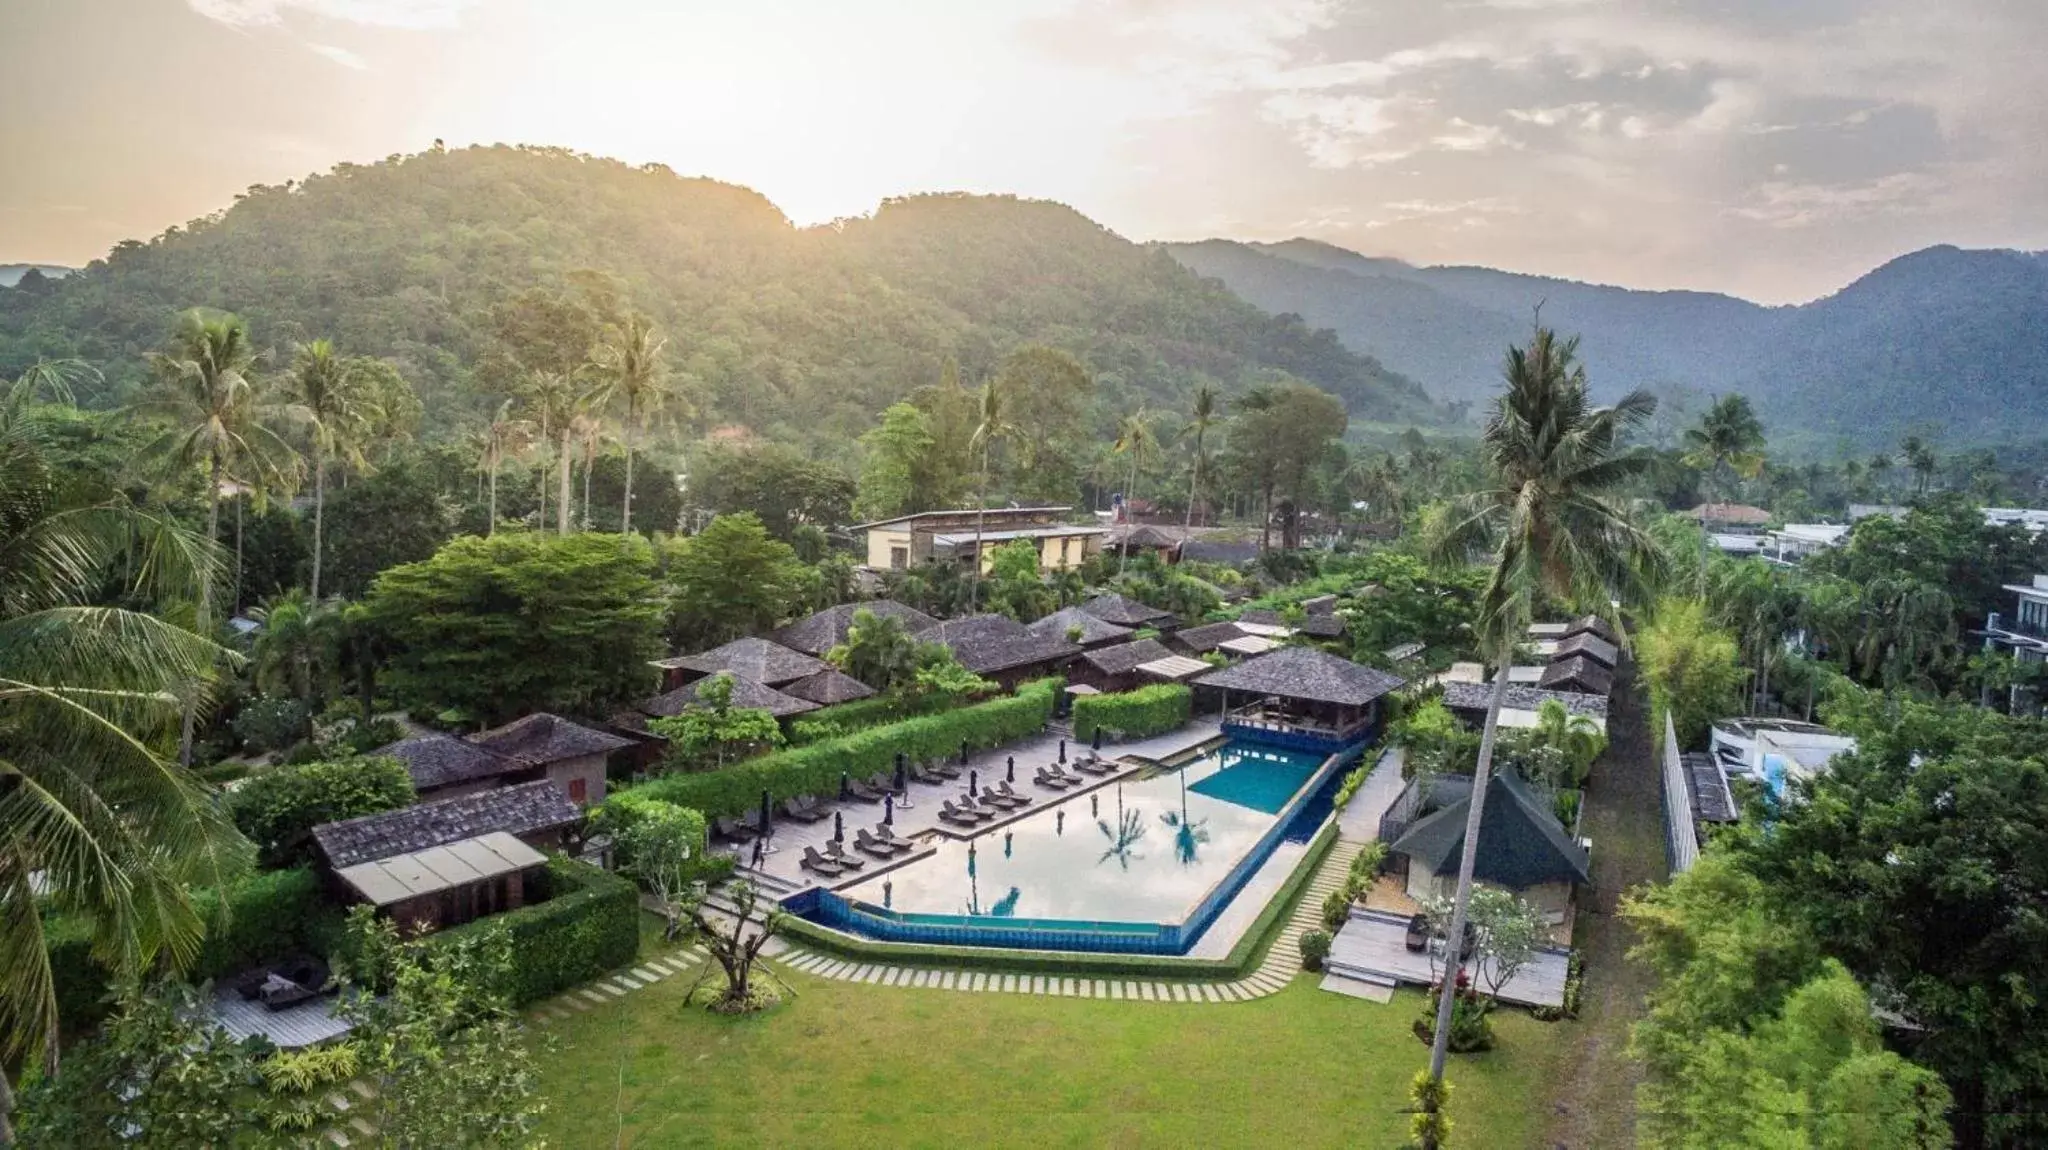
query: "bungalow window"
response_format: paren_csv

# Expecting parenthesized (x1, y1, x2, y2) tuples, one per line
(568, 776, 587, 804)
(890, 546, 908, 569)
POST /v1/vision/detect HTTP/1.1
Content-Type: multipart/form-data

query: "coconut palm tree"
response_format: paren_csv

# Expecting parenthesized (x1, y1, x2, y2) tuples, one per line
(967, 379, 1016, 613)
(517, 370, 577, 534)
(1900, 435, 1939, 496)
(130, 310, 301, 763)
(478, 398, 533, 535)
(1351, 453, 1406, 531)
(0, 372, 240, 1136)
(280, 340, 378, 600)
(1680, 393, 1766, 501)
(570, 412, 606, 529)
(1181, 384, 1220, 531)
(1113, 408, 1155, 576)
(248, 588, 337, 708)
(1422, 327, 1664, 1085)
(584, 313, 674, 534)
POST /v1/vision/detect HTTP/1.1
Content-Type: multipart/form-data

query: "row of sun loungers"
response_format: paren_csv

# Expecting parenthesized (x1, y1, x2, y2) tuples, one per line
(801, 822, 929, 876)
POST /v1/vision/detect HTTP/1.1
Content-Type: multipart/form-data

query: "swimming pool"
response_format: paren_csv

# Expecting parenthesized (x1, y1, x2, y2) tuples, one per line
(785, 740, 1349, 954)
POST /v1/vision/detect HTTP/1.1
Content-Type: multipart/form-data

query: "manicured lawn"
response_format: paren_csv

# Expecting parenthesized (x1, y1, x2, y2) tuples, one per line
(530, 963, 1571, 1148)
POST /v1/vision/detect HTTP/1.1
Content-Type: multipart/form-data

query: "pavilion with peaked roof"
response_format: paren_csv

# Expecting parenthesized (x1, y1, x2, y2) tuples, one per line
(639, 676, 820, 721)
(1552, 631, 1618, 668)
(1386, 770, 1590, 923)
(779, 668, 878, 707)
(1070, 637, 1177, 692)
(1194, 646, 1404, 753)
(769, 600, 937, 656)
(1078, 592, 1175, 629)
(650, 636, 828, 691)
(467, 713, 632, 805)
(915, 614, 1081, 687)
(1539, 656, 1615, 698)
(1027, 605, 1135, 649)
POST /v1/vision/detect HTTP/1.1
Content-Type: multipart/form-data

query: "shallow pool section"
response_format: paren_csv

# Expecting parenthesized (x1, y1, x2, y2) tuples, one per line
(784, 740, 1350, 955)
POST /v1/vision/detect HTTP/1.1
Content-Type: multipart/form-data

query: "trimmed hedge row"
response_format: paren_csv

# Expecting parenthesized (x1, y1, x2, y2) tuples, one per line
(785, 691, 962, 746)
(1071, 684, 1192, 742)
(425, 855, 639, 1007)
(630, 678, 1063, 817)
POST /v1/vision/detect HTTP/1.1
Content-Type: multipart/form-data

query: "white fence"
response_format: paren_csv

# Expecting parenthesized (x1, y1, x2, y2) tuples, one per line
(1660, 711, 1701, 873)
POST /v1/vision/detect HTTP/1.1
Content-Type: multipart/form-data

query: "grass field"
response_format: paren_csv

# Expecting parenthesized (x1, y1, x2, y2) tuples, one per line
(530, 960, 1570, 1148)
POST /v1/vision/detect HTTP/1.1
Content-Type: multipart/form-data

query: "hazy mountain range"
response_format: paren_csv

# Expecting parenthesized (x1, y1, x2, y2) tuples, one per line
(1166, 239, 2048, 448)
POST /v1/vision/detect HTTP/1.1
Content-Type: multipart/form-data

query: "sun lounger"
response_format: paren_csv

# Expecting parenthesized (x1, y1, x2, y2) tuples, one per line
(1034, 767, 1075, 790)
(824, 840, 866, 869)
(939, 799, 991, 825)
(909, 764, 946, 786)
(877, 826, 920, 853)
(869, 772, 907, 797)
(712, 816, 756, 843)
(845, 779, 885, 803)
(799, 846, 847, 876)
(1072, 757, 1115, 776)
(994, 781, 1033, 806)
(781, 797, 831, 823)
(854, 828, 899, 858)
(928, 759, 963, 780)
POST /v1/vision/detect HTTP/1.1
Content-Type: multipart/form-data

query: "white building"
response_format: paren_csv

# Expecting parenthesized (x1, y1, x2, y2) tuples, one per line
(1766, 523, 1850, 562)
(1708, 717, 1856, 784)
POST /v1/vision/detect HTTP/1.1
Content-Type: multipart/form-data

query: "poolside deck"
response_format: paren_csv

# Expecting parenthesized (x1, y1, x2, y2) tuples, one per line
(207, 985, 353, 1048)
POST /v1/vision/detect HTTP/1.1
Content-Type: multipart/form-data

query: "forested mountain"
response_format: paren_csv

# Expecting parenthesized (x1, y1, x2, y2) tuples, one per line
(1167, 238, 2048, 447)
(0, 264, 71, 288)
(0, 146, 1432, 458)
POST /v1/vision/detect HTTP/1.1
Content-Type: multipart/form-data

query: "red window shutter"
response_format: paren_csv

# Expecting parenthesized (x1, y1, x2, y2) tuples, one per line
(568, 777, 587, 803)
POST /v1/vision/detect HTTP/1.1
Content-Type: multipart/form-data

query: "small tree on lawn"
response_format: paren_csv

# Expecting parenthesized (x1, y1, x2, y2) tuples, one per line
(648, 672, 785, 769)
(616, 800, 707, 940)
(1406, 1069, 1453, 1149)
(682, 881, 788, 1013)
(1468, 887, 1546, 1001)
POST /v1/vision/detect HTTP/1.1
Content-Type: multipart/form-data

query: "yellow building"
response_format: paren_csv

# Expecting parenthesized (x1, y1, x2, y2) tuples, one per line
(851, 507, 1105, 574)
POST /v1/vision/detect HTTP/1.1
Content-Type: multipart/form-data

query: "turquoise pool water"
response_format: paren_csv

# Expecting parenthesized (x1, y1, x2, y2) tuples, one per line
(1761, 753, 1790, 801)
(831, 742, 1323, 927)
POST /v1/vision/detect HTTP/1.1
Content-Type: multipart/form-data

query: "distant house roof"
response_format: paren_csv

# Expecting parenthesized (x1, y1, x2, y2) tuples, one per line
(1685, 502, 1771, 526)
(1195, 647, 1404, 707)
(1391, 771, 1591, 888)
(1174, 621, 1249, 653)
(1079, 638, 1177, 677)
(1114, 524, 1183, 550)
(930, 525, 1107, 547)
(1219, 634, 1284, 656)
(779, 668, 878, 706)
(1300, 594, 1339, 615)
(312, 780, 580, 870)
(917, 615, 1080, 675)
(652, 637, 828, 685)
(373, 733, 519, 792)
(1539, 656, 1614, 696)
(470, 713, 633, 766)
(639, 677, 819, 720)
(1551, 632, 1619, 668)
(1682, 752, 1738, 824)
(1138, 655, 1210, 681)
(770, 600, 937, 656)
(1239, 607, 1345, 638)
(1079, 592, 1175, 628)
(1027, 606, 1134, 648)
(1442, 681, 1610, 726)
(1178, 539, 1261, 566)
(849, 506, 1073, 532)
(1564, 615, 1619, 644)
(334, 831, 547, 908)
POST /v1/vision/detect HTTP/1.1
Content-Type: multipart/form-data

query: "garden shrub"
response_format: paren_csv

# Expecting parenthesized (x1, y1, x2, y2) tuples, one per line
(425, 855, 639, 1006)
(232, 695, 311, 755)
(226, 755, 416, 868)
(1321, 887, 1356, 932)
(1415, 980, 1495, 1053)
(631, 678, 1061, 816)
(786, 689, 980, 746)
(1070, 684, 1191, 742)
(1350, 841, 1388, 883)
(1298, 929, 1332, 971)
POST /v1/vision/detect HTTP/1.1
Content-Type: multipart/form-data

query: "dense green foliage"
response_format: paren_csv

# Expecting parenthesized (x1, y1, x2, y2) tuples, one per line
(1638, 598, 1745, 747)
(365, 530, 664, 724)
(226, 755, 415, 868)
(1071, 684, 1192, 741)
(647, 673, 786, 770)
(632, 678, 1061, 816)
(425, 855, 639, 1008)
(662, 512, 810, 650)
(0, 146, 1432, 454)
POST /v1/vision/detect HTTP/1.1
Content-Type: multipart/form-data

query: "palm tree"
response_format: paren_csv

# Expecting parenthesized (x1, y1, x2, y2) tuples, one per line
(967, 379, 1016, 612)
(1867, 452, 1895, 495)
(1351, 453, 1406, 531)
(248, 588, 336, 707)
(1113, 408, 1155, 577)
(1900, 435, 1938, 496)
(517, 370, 576, 534)
(280, 340, 378, 600)
(130, 310, 300, 763)
(1680, 393, 1766, 501)
(1181, 384, 1219, 531)
(584, 313, 673, 534)
(0, 372, 241, 1134)
(478, 399, 532, 535)
(571, 412, 605, 529)
(1422, 327, 1664, 1086)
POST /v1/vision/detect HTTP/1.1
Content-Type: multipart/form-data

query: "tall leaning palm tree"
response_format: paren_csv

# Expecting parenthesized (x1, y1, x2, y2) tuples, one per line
(584, 313, 673, 534)
(281, 339, 378, 600)
(1422, 328, 1665, 1086)
(967, 379, 1016, 613)
(1113, 408, 1155, 576)
(1181, 384, 1219, 531)
(0, 372, 243, 1137)
(517, 370, 576, 534)
(131, 310, 300, 763)
(478, 398, 532, 535)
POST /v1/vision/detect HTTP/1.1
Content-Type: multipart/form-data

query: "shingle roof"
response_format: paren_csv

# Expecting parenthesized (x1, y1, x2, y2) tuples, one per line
(1538, 656, 1615, 697)
(639, 676, 819, 719)
(1178, 539, 1261, 566)
(1685, 502, 1771, 526)
(1442, 681, 1610, 722)
(769, 600, 938, 656)
(1565, 615, 1619, 644)
(1115, 524, 1182, 550)
(373, 733, 519, 792)
(1552, 632, 1619, 667)
(916, 615, 1081, 675)
(1194, 647, 1404, 706)
(1391, 771, 1592, 888)
(1027, 606, 1134, 647)
(1080, 638, 1177, 677)
(654, 637, 827, 685)
(1238, 607, 1346, 638)
(1078, 592, 1174, 627)
(1683, 752, 1738, 824)
(1173, 621, 1249, 653)
(312, 780, 580, 870)
(470, 713, 633, 765)
(779, 668, 878, 706)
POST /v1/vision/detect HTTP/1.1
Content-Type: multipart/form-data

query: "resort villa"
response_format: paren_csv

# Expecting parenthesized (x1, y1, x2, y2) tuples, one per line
(850, 506, 1106, 573)
(375, 712, 629, 806)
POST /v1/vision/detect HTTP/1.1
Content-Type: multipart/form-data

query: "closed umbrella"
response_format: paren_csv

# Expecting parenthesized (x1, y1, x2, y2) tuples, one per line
(833, 810, 844, 843)
(1006, 755, 1016, 783)
(959, 741, 970, 766)
(1091, 727, 1103, 752)
(759, 790, 774, 852)
(839, 771, 852, 800)
(883, 880, 893, 910)
(1059, 738, 1066, 764)
(969, 770, 978, 796)
(1056, 809, 1065, 835)
(894, 757, 909, 793)
(883, 792, 894, 825)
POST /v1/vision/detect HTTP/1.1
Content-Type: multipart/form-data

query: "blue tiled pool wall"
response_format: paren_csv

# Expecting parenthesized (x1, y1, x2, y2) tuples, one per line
(1221, 718, 1380, 758)
(785, 741, 1366, 955)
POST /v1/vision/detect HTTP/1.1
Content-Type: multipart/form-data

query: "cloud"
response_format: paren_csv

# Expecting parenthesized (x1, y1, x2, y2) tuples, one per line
(307, 43, 368, 69)
(186, 0, 482, 30)
(1728, 172, 1942, 229)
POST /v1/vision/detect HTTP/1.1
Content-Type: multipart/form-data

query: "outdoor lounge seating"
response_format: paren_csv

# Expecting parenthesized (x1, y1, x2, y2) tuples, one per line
(870, 771, 907, 797)
(714, 815, 757, 842)
(781, 796, 832, 823)
(740, 809, 771, 835)
(845, 778, 886, 803)
(939, 799, 991, 825)
(854, 828, 905, 858)
(1034, 767, 1076, 790)
(1072, 755, 1115, 776)
(994, 781, 1033, 806)
(877, 825, 920, 852)
(976, 787, 1026, 810)
(800, 846, 848, 876)
(927, 759, 962, 780)
(909, 763, 946, 785)
(823, 840, 866, 869)
(1405, 912, 1429, 952)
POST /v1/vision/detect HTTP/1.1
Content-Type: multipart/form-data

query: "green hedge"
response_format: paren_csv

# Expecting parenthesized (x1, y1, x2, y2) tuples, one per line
(1071, 684, 1192, 742)
(631, 678, 1062, 817)
(426, 855, 638, 1007)
(785, 691, 962, 746)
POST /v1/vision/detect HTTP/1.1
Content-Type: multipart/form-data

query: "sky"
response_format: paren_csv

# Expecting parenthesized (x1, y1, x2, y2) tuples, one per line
(3, 0, 2045, 303)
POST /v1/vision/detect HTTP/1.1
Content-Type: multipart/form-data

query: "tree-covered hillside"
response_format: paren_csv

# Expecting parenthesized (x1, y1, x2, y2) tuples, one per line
(0, 145, 1433, 456)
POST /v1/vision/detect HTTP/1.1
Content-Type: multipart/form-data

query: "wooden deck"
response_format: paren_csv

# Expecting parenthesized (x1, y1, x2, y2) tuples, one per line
(1326, 909, 1570, 1009)
(208, 985, 354, 1048)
